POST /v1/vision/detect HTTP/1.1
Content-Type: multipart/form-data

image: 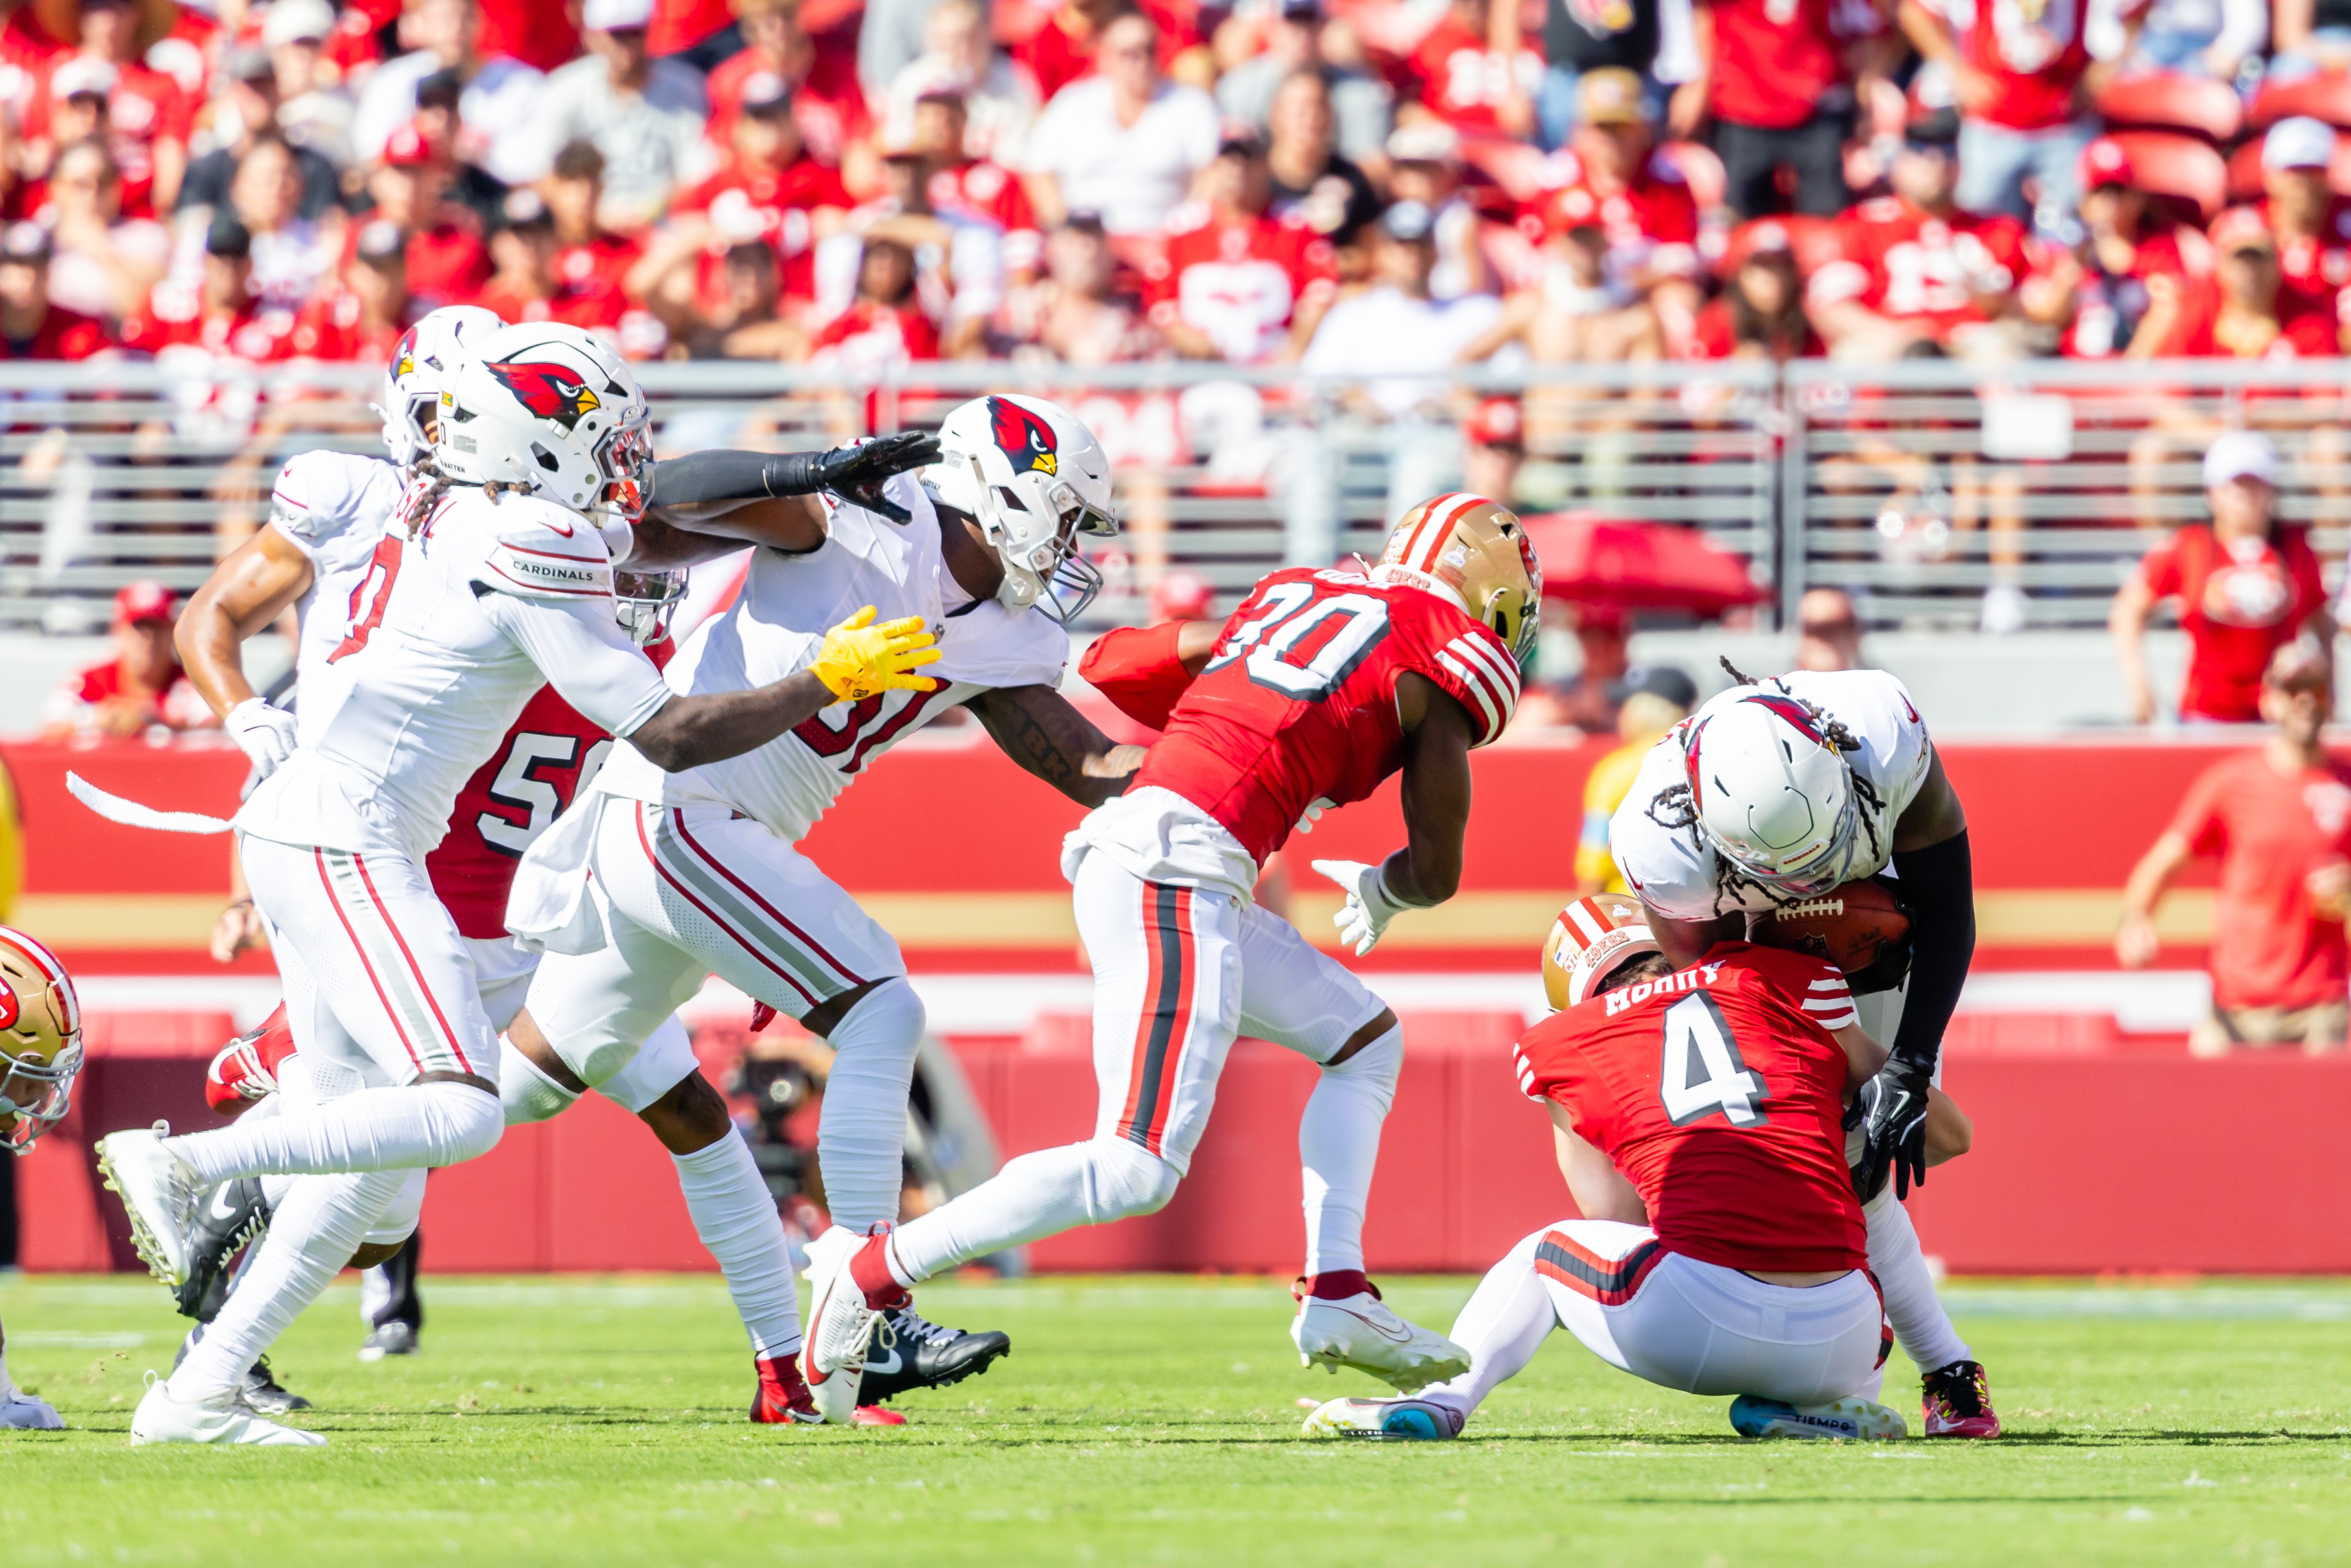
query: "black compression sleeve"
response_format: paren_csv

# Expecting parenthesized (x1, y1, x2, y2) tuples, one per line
(1888, 828, 1973, 1077)
(645, 449, 829, 509)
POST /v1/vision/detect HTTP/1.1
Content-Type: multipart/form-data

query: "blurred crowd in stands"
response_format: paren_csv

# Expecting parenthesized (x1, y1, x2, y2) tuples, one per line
(0, 0, 2344, 377)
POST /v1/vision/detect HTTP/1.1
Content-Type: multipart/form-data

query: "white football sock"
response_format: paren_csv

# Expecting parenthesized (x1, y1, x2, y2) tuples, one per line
(814, 978, 926, 1234)
(1420, 1229, 1558, 1422)
(1297, 1022, 1401, 1277)
(885, 1138, 1179, 1287)
(170, 1169, 405, 1400)
(171, 1081, 502, 1186)
(673, 1132, 802, 1359)
(498, 1037, 581, 1126)
(0, 1346, 14, 1399)
(1864, 1186, 1971, 1374)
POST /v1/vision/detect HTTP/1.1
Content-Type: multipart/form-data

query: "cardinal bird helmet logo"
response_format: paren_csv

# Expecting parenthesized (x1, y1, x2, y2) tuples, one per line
(487, 359, 603, 430)
(988, 395, 1058, 476)
(391, 326, 418, 381)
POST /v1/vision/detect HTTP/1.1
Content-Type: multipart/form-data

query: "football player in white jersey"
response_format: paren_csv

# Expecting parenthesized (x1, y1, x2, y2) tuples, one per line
(1606, 664, 1999, 1438)
(96, 323, 943, 1446)
(168, 315, 946, 1427)
(0, 926, 81, 1431)
(500, 394, 1145, 1421)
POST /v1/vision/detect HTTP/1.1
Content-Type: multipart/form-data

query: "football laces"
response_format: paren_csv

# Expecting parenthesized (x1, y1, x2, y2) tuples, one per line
(1771, 896, 1848, 921)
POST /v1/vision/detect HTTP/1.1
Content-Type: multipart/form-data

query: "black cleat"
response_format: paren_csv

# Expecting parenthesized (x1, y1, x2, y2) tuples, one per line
(172, 1178, 272, 1322)
(856, 1302, 1010, 1405)
(241, 1357, 310, 1415)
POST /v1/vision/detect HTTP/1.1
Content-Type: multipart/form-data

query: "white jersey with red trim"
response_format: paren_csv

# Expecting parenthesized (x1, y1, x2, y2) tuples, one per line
(1607, 669, 1933, 919)
(236, 487, 672, 863)
(591, 472, 1070, 844)
(264, 448, 403, 733)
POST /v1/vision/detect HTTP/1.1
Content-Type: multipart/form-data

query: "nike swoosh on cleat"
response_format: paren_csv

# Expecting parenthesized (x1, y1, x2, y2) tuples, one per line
(209, 1190, 243, 1222)
(1333, 1309, 1414, 1345)
(865, 1348, 904, 1375)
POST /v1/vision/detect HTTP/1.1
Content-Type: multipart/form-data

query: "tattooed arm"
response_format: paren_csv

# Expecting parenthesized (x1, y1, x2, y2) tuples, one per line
(966, 684, 1146, 808)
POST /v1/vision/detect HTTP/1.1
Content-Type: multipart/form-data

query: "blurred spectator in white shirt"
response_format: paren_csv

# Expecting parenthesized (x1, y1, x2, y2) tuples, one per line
(264, 0, 359, 170)
(1024, 13, 1220, 234)
(520, 0, 715, 228)
(40, 141, 170, 320)
(2089, 0, 2266, 81)
(228, 135, 340, 314)
(353, 0, 547, 187)
(1217, 0, 1392, 168)
(883, 0, 1040, 163)
(1300, 201, 1501, 418)
(1384, 121, 1489, 302)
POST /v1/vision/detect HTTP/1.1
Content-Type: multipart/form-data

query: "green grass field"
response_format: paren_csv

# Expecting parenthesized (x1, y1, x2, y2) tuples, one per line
(4, 1272, 2350, 1566)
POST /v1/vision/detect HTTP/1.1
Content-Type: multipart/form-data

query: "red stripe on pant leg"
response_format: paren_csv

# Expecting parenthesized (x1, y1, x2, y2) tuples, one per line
(1533, 1230, 1663, 1307)
(634, 805, 820, 1010)
(670, 809, 865, 989)
(351, 852, 474, 1074)
(1867, 1268, 1891, 1369)
(314, 849, 425, 1075)
(1116, 879, 1171, 1140)
(1139, 887, 1197, 1158)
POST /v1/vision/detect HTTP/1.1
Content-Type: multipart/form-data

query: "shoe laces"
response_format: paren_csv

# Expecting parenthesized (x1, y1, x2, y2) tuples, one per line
(249, 1357, 287, 1394)
(880, 1304, 962, 1351)
(1924, 1360, 1987, 1418)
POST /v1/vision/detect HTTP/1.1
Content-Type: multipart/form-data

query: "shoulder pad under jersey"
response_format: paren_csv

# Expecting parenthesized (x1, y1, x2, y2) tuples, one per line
(468, 493, 616, 602)
(1401, 594, 1520, 748)
(268, 449, 399, 551)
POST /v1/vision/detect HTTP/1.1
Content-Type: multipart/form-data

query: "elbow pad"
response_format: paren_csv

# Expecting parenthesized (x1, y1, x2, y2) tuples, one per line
(1886, 829, 1973, 1073)
(1079, 622, 1196, 732)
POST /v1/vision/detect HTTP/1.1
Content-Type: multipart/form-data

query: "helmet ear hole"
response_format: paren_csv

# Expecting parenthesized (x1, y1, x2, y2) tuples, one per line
(533, 444, 560, 473)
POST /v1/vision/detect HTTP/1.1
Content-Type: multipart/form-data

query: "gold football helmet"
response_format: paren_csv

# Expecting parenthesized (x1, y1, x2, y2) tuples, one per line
(1373, 493, 1545, 664)
(0, 926, 81, 1154)
(1540, 894, 1662, 1011)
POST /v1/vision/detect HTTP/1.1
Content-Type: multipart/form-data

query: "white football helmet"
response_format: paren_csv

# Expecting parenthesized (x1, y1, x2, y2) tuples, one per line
(432, 322, 651, 523)
(0, 926, 81, 1155)
(924, 394, 1117, 623)
(378, 304, 503, 468)
(614, 568, 687, 645)
(1681, 691, 1864, 896)
(1540, 893, 1661, 1011)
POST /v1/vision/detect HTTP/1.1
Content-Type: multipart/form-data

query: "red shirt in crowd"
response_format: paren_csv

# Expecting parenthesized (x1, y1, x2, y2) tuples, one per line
(24, 56, 193, 219)
(118, 298, 298, 363)
(809, 300, 941, 366)
(929, 159, 1037, 237)
(1807, 196, 2028, 339)
(2260, 195, 2351, 321)
(2057, 220, 2211, 356)
(1699, 0, 1850, 129)
(2153, 291, 2341, 358)
(1512, 943, 1867, 1275)
(1685, 297, 1825, 359)
(555, 232, 644, 299)
(1527, 150, 1701, 279)
(650, 0, 736, 58)
(351, 207, 492, 304)
(707, 44, 870, 165)
(673, 154, 851, 301)
(2137, 524, 2326, 722)
(49, 653, 214, 733)
(1914, 0, 2136, 132)
(1404, 14, 1542, 136)
(0, 304, 111, 359)
(474, 274, 631, 335)
(1146, 208, 1336, 363)
(285, 288, 407, 363)
(2168, 750, 2351, 1010)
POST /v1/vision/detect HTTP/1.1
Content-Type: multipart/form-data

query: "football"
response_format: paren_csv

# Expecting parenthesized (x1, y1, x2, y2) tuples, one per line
(1748, 877, 1911, 977)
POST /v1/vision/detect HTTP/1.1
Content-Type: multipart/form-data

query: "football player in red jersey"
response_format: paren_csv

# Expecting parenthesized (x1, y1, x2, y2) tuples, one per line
(803, 494, 1543, 1394)
(1306, 896, 1910, 1441)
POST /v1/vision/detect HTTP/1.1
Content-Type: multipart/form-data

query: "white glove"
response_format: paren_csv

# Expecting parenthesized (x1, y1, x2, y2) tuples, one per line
(226, 699, 299, 778)
(1294, 797, 1335, 835)
(1311, 857, 1415, 956)
(0, 1390, 62, 1430)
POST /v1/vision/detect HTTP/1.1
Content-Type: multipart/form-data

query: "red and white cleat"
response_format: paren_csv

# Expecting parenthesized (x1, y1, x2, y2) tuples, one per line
(1921, 1359, 2001, 1438)
(800, 1225, 902, 1425)
(749, 1355, 822, 1424)
(203, 1007, 296, 1118)
(851, 1406, 906, 1427)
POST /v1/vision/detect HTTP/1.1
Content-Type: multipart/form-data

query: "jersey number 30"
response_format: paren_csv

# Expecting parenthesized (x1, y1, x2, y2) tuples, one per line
(1204, 581, 1392, 702)
(1659, 993, 1769, 1128)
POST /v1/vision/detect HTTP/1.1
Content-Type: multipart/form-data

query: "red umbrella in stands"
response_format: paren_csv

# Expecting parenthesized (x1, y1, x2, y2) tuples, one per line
(1520, 511, 1767, 618)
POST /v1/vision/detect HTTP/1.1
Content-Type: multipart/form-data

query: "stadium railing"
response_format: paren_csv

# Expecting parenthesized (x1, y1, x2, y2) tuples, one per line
(0, 358, 2334, 637)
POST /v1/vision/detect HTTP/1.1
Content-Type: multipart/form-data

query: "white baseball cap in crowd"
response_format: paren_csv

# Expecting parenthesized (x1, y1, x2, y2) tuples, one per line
(2204, 429, 2280, 489)
(262, 0, 337, 48)
(582, 0, 656, 29)
(2263, 116, 2337, 173)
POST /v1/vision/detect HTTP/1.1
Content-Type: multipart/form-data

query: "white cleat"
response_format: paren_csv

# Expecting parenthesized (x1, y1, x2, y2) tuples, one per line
(1729, 1394, 1908, 1441)
(96, 1125, 200, 1287)
(1292, 1291, 1471, 1392)
(1301, 1395, 1462, 1441)
(0, 1392, 63, 1430)
(130, 1374, 326, 1447)
(799, 1225, 884, 1426)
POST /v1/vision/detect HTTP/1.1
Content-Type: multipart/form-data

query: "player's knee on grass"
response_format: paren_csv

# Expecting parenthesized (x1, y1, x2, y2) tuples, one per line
(638, 1070, 733, 1155)
(1924, 1089, 1971, 1166)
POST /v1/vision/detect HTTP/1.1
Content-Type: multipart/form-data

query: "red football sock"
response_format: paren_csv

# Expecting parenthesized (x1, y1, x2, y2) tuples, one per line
(752, 1355, 812, 1422)
(1306, 1270, 1373, 1301)
(850, 1232, 910, 1311)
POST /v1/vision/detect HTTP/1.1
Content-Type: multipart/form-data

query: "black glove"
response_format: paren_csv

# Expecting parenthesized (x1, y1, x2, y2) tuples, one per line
(802, 432, 942, 523)
(1850, 1054, 1932, 1202)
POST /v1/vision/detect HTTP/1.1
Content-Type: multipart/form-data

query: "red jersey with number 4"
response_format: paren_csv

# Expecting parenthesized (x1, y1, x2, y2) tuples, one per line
(1133, 565, 1521, 865)
(1513, 942, 1866, 1274)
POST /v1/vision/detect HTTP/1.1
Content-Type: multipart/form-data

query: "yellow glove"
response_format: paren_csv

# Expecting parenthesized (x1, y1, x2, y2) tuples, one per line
(811, 605, 942, 702)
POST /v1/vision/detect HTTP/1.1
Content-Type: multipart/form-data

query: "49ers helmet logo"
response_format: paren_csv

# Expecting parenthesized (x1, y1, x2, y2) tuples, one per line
(987, 396, 1057, 476)
(487, 359, 603, 430)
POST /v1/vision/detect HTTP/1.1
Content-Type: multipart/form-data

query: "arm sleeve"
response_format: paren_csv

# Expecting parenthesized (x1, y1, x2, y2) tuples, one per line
(1887, 828, 1973, 1077)
(1077, 621, 1196, 732)
(476, 590, 673, 740)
